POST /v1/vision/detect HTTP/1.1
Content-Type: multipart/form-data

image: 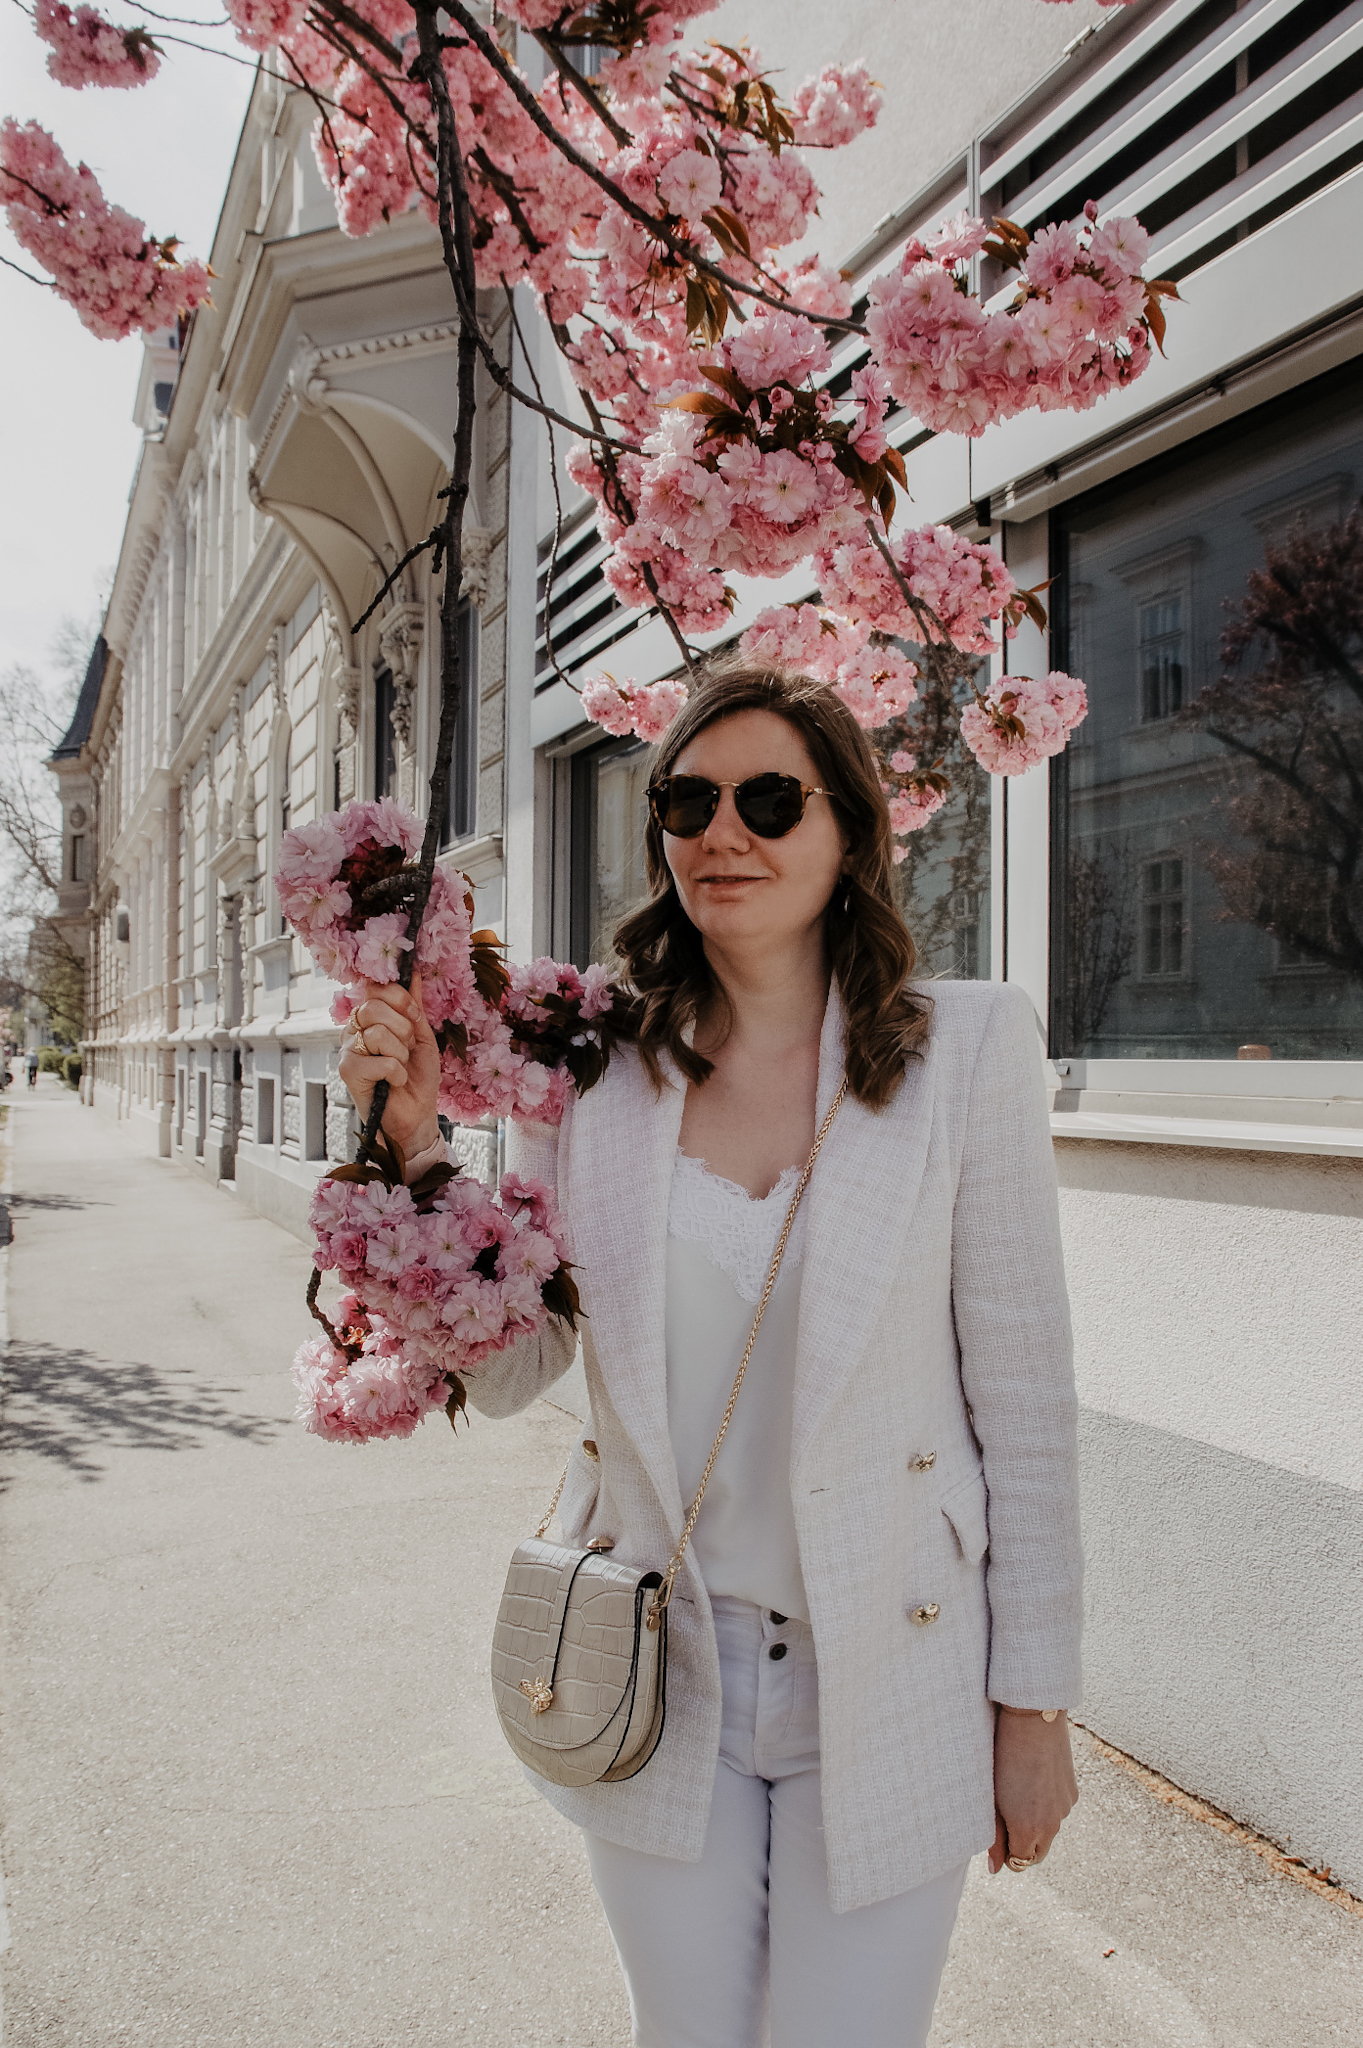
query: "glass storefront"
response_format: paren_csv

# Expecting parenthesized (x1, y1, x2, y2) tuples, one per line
(566, 737, 653, 967)
(1051, 364, 1363, 1060)
(887, 658, 993, 983)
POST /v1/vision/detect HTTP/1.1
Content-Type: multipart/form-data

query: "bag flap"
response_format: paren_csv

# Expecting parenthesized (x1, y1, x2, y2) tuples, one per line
(492, 1538, 662, 1753)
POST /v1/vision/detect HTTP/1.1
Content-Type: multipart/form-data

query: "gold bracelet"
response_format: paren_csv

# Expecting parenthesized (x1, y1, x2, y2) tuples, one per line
(998, 1705, 1063, 1722)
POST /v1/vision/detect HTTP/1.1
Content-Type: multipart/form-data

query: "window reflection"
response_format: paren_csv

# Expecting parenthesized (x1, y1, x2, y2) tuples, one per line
(568, 738, 652, 967)
(1053, 366, 1363, 1059)
(885, 651, 992, 983)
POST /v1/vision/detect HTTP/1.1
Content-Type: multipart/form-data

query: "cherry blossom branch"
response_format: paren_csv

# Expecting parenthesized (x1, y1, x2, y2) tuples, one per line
(347, 0, 482, 1167)
(503, 280, 576, 693)
(0, 249, 52, 287)
(439, 0, 866, 336)
(350, 526, 442, 635)
(862, 515, 955, 656)
(531, 28, 631, 149)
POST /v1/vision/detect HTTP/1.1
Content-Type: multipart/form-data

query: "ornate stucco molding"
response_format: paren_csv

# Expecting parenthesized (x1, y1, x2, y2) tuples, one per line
(378, 601, 425, 750)
(460, 525, 493, 610)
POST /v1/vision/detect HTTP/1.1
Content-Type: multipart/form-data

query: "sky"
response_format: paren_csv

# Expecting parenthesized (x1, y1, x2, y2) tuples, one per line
(1, 6, 256, 699)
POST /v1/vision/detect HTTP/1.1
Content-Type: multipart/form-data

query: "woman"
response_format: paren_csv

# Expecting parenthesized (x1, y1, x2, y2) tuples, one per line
(340, 662, 1081, 2047)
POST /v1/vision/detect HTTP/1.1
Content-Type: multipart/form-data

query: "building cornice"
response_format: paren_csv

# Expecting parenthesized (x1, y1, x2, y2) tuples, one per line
(221, 218, 446, 423)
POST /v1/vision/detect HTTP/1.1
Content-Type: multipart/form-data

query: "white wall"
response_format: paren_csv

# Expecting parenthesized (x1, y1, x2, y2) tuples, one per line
(1059, 1136, 1363, 1890)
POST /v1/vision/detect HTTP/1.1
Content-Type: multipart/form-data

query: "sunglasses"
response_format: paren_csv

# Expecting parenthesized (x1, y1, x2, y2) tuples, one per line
(647, 772, 834, 841)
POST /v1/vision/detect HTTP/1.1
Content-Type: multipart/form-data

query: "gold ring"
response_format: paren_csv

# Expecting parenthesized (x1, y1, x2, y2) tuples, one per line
(1006, 1855, 1035, 1871)
(351, 1027, 372, 1057)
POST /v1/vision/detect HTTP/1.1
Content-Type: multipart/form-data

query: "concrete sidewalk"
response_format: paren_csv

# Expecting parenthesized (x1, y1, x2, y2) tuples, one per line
(0, 1086, 1359, 2045)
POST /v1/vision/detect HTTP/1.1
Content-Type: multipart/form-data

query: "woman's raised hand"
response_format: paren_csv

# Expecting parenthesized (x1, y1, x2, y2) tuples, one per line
(988, 1709, 1079, 1876)
(338, 973, 442, 1161)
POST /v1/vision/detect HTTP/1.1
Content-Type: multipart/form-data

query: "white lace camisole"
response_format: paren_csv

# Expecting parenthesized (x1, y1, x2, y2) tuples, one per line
(664, 1150, 810, 1622)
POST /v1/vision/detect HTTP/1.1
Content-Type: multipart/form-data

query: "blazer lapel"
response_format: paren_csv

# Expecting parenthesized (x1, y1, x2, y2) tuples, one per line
(563, 1047, 687, 1534)
(791, 986, 938, 1473)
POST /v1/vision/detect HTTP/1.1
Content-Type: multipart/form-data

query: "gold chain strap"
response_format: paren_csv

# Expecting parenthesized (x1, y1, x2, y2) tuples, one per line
(534, 1459, 571, 1542)
(646, 1078, 847, 1628)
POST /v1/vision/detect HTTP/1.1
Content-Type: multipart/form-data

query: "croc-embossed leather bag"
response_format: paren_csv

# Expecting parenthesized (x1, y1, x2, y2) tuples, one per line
(491, 1082, 846, 1787)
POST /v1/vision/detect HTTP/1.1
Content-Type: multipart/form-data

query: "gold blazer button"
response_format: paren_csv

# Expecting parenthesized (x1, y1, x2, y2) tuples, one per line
(582, 1439, 599, 1460)
(911, 1603, 941, 1626)
(586, 1535, 616, 1552)
(908, 1452, 937, 1472)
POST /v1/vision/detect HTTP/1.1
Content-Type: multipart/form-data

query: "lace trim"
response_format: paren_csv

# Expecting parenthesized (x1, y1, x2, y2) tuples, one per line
(667, 1149, 808, 1305)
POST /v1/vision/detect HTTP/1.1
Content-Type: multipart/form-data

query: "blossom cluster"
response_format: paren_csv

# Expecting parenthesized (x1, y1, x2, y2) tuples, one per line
(276, 797, 616, 1126)
(0, 117, 210, 339)
(866, 207, 1159, 438)
(738, 603, 919, 730)
(34, 0, 161, 89)
(959, 671, 1088, 775)
(293, 1171, 572, 1443)
(579, 674, 690, 743)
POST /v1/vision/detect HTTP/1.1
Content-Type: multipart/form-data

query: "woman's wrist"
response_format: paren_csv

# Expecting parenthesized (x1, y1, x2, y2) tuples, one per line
(996, 1704, 1065, 1723)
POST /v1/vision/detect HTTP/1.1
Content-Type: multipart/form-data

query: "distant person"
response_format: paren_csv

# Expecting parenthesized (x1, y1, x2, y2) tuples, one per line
(341, 661, 1081, 2048)
(26, 1053, 38, 1088)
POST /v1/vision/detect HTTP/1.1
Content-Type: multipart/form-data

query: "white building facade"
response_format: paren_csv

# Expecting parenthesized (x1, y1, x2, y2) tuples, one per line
(59, 0, 1362, 1895)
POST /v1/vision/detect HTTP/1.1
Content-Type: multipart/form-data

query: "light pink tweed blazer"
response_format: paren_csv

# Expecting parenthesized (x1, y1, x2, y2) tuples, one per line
(466, 978, 1081, 1913)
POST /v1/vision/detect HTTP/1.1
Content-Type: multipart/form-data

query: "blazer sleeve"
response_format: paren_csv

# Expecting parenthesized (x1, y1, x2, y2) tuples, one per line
(461, 1114, 581, 1419)
(951, 982, 1082, 1709)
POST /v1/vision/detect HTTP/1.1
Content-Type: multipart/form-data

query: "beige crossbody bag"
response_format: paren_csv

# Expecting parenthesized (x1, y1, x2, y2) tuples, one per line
(491, 1081, 847, 1788)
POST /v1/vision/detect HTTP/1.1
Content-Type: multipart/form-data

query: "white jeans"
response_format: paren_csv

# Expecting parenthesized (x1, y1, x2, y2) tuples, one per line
(585, 1597, 967, 2048)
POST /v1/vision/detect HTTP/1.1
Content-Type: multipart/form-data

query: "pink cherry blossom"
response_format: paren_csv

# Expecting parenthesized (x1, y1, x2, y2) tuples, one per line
(656, 147, 722, 219)
(789, 61, 883, 149)
(1, 119, 211, 340)
(34, 0, 161, 89)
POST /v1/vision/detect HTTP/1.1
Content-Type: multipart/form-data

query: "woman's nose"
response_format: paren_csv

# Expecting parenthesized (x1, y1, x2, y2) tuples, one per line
(700, 787, 749, 850)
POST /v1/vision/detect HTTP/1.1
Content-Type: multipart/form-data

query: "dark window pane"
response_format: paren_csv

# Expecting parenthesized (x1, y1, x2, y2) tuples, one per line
(568, 738, 652, 968)
(374, 667, 396, 799)
(886, 653, 992, 983)
(1052, 365, 1363, 1059)
(442, 602, 479, 847)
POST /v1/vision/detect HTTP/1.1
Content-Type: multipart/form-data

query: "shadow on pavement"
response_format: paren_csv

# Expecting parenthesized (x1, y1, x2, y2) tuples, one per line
(6, 1190, 111, 1213)
(0, 1340, 282, 1487)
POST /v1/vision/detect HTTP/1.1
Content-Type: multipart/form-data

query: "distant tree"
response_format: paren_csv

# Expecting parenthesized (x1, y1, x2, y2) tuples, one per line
(1190, 509, 1363, 981)
(1056, 841, 1136, 1050)
(0, 640, 90, 1043)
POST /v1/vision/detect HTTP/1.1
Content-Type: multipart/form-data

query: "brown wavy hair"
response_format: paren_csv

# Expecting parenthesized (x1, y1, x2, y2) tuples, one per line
(610, 657, 932, 1109)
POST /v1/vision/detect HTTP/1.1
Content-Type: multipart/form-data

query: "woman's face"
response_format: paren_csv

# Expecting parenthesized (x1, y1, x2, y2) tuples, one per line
(662, 708, 848, 958)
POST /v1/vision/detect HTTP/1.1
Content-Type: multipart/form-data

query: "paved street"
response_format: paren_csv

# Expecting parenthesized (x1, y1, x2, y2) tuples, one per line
(0, 1084, 1359, 2046)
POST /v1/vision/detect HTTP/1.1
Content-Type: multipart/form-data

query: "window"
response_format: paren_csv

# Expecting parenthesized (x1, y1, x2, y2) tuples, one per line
(257, 1075, 275, 1146)
(374, 665, 397, 799)
(196, 1068, 208, 1158)
(278, 736, 292, 936)
(69, 833, 86, 883)
(442, 601, 479, 847)
(305, 1080, 327, 1161)
(1138, 597, 1185, 723)
(1140, 857, 1187, 981)
(1052, 362, 1363, 1060)
(888, 661, 993, 984)
(558, 738, 652, 968)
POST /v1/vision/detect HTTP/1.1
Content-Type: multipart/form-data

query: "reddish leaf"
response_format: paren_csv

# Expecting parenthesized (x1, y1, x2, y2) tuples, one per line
(698, 362, 750, 405)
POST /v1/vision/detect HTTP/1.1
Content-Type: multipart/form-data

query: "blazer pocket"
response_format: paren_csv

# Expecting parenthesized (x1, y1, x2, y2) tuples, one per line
(939, 1468, 990, 1567)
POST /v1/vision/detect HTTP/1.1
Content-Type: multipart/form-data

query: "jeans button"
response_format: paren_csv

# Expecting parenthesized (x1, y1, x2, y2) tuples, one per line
(768, 1642, 788, 1661)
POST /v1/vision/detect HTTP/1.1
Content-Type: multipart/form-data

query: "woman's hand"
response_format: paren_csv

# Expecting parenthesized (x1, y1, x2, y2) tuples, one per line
(988, 1709, 1078, 1875)
(338, 974, 442, 1162)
